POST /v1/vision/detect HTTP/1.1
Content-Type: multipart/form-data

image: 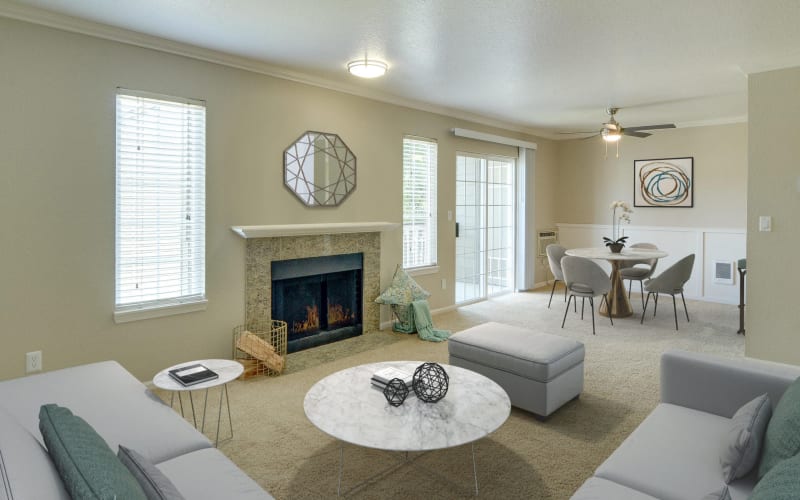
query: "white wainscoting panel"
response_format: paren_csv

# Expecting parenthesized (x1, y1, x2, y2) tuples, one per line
(556, 224, 746, 304)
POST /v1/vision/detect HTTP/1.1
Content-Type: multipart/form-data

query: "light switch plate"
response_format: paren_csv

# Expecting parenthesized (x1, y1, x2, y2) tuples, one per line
(759, 216, 772, 232)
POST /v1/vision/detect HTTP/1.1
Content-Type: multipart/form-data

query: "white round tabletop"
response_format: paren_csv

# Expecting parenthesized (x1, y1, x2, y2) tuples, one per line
(565, 247, 668, 261)
(153, 359, 244, 392)
(304, 361, 511, 452)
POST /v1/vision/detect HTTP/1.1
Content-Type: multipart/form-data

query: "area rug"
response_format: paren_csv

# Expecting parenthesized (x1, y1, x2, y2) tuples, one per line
(164, 288, 745, 499)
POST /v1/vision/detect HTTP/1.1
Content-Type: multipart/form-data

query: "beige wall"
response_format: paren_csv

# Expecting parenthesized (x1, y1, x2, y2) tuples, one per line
(556, 124, 747, 228)
(0, 18, 557, 380)
(746, 67, 800, 365)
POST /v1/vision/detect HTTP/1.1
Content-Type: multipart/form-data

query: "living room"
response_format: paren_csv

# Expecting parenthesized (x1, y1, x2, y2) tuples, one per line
(1, 1, 799, 499)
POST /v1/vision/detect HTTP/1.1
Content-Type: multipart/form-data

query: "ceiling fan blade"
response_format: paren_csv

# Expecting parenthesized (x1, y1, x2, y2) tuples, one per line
(580, 133, 600, 140)
(623, 130, 651, 138)
(624, 123, 676, 132)
(558, 131, 599, 135)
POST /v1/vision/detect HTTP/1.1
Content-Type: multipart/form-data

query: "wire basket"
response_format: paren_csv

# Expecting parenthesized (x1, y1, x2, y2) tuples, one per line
(232, 320, 288, 379)
(391, 304, 416, 334)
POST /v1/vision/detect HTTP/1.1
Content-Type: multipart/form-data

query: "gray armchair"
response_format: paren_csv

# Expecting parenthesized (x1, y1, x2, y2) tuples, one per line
(640, 254, 695, 330)
(619, 242, 659, 308)
(545, 244, 568, 308)
(561, 256, 613, 335)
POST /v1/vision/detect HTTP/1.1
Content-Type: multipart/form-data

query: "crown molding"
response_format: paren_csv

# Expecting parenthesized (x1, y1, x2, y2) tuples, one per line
(0, 0, 553, 139)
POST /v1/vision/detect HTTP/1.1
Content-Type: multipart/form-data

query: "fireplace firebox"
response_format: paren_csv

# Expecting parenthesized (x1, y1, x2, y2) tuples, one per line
(271, 253, 363, 353)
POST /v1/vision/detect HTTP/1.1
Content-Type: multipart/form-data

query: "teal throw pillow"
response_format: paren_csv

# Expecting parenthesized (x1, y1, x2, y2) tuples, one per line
(39, 404, 146, 500)
(751, 451, 800, 500)
(375, 266, 430, 305)
(759, 376, 800, 478)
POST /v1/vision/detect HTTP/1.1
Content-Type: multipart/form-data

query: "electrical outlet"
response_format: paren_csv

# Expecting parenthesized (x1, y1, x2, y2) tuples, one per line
(26, 351, 42, 373)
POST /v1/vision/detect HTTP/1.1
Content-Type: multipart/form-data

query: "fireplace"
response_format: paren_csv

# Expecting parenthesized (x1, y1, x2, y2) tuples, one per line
(271, 253, 363, 353)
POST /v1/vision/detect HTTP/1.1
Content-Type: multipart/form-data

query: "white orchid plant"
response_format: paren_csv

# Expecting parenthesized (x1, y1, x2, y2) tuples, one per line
(603, 200, 633, 247)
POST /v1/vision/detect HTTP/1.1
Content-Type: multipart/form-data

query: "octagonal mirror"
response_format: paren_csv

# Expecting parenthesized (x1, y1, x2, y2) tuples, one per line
(284, 131, 356, 206)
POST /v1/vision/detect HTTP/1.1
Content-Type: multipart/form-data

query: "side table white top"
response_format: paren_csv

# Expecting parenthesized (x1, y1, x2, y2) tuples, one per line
(304, 361, 511, 452)
(153, 359, 244, 392)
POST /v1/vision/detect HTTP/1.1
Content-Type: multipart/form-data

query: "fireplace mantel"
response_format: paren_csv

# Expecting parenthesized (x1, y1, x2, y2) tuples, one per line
(231, 222, 399, 239)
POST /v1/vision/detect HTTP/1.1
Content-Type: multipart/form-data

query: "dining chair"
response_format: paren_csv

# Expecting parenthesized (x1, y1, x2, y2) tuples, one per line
(640, 254, 695, 330)
(545, 244, 568, 308)
(619, 242, 659, 308)
(561, 256, 613, 335)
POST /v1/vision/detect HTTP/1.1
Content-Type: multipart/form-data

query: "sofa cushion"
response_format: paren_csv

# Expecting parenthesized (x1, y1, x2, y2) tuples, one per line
(594, 404, 756, 500)
(571, 477, 659, 499)
(448, 322, 584, 381)
(118, 445, 184, 500)
(720, 393, 771, 482)
(758, 375, 800, 478)
(0, 408, 70, 500)
(750, 451, 800, 500)
(156, 448, 273, 499)
(0, 361, 211, 463)
(39, 404, 146, 500)
(701, 485, 731, 500)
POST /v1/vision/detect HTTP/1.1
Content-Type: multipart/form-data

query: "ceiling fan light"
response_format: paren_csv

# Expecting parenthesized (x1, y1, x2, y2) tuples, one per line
(347, 59, 388, 78)
(602, 128, 622, 142)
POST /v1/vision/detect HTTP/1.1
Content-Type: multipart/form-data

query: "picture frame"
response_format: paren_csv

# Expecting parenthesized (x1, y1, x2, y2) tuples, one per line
(633, 157, 693, 208)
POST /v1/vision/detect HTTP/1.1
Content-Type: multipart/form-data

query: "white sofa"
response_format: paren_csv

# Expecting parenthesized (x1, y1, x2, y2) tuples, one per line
(0, 360, 272, 499)
(572, 349, 800, 499)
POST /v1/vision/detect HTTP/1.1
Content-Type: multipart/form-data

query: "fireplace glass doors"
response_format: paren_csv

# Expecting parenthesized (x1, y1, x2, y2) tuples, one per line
(271, 253, 363, 353)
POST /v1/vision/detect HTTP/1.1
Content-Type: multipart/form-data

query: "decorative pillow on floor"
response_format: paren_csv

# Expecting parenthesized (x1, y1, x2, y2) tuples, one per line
(374, 265, 430, 305)
(759, 376, 800, 478)
(751, 451, 800, 499)
(720, 393, 772, 482)
(118, 445, 185, 500)
(39, 404, 146, 500)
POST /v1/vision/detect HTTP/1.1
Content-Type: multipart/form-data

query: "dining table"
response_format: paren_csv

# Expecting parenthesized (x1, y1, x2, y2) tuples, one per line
(564, 247, 669, 318)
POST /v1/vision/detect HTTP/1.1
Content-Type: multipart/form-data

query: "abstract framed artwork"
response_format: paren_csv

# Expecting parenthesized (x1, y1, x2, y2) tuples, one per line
(634, 157, 694, 208)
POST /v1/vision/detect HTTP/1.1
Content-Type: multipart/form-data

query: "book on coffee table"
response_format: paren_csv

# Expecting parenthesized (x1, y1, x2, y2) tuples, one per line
(371, 366, 412, 389)
(169, 364, 219, 386)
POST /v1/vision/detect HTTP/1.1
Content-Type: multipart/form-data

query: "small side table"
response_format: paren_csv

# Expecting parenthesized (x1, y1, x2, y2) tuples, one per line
(153, 359, 243, 446)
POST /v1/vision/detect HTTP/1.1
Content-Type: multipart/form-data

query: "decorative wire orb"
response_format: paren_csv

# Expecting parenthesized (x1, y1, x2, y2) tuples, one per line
(383, 378, 409, 407)
(412, 362, 449, 403)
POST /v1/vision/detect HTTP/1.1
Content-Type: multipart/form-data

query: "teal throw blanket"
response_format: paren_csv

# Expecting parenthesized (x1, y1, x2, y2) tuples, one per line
(411, 300, 450, 342)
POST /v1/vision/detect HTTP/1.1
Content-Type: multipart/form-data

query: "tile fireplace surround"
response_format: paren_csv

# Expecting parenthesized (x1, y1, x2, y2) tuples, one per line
(234, 223, 399, 333)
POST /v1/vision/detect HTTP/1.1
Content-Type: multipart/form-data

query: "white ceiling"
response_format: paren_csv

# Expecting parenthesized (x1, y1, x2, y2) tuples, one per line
(5, 0, 800, 137)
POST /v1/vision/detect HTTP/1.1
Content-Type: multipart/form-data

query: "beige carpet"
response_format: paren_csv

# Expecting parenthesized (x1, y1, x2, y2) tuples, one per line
(161, 287, 745, 499)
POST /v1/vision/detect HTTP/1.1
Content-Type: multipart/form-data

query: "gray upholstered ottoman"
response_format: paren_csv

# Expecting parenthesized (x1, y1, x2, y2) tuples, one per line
(448, 321, 584, 417)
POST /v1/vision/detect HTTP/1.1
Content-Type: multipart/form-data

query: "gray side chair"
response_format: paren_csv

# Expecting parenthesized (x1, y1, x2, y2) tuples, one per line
(561, 256, 613, 335)
(640, 254, 696, 330)
(619, 242, 659, 308)
(546, 244, 568, 308)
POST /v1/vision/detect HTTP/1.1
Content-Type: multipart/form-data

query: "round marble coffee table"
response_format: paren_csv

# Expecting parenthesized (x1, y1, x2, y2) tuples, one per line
(153, 359, 243, 446)
(304, 361, 511, 496)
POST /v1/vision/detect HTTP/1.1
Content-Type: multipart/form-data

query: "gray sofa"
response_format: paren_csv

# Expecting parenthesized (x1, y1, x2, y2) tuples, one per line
(572, 349, 800, 499)
(0, 360, 272, 499)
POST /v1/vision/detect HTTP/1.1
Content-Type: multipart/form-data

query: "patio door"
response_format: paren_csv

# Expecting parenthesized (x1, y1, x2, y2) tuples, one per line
(455, 154, 515, 304)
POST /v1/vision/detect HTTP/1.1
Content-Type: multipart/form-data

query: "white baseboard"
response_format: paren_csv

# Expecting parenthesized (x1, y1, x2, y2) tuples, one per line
(378, 303, 466, 331)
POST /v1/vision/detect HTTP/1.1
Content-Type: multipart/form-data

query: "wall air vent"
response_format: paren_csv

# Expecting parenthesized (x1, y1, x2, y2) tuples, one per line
(714, 261, 735, 285)
(537, 230, 559, 257)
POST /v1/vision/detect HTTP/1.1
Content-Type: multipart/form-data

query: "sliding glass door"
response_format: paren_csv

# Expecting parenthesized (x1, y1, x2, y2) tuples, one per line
(455, 154, 515, 304)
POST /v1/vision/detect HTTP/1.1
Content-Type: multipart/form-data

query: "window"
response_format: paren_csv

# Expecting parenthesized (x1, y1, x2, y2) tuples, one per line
(114, 89, 206, 323)
(402, 136, 438, 269)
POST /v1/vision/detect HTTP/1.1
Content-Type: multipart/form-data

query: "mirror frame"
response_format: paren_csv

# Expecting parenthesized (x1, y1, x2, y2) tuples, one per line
(283, 131, 357, 207)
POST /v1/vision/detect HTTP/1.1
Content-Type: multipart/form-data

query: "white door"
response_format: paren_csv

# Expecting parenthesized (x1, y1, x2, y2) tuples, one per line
(455, 154, 515, 304)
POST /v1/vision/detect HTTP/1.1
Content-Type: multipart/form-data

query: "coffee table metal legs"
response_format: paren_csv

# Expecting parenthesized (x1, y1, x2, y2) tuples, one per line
(335, 442, 479, 497)
(168, 385, 234, 447)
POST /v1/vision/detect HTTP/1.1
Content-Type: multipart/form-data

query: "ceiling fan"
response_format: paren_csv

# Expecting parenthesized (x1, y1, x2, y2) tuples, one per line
(560, 108, 676, 142)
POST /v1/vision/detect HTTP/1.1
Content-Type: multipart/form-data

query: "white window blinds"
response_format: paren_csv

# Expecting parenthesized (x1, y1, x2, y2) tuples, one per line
(402, 136, 438, 269)
(115, 90, 206, 320)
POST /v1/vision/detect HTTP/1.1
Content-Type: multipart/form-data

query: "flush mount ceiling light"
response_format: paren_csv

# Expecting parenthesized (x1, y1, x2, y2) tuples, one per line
(347, 57, 388, 78)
